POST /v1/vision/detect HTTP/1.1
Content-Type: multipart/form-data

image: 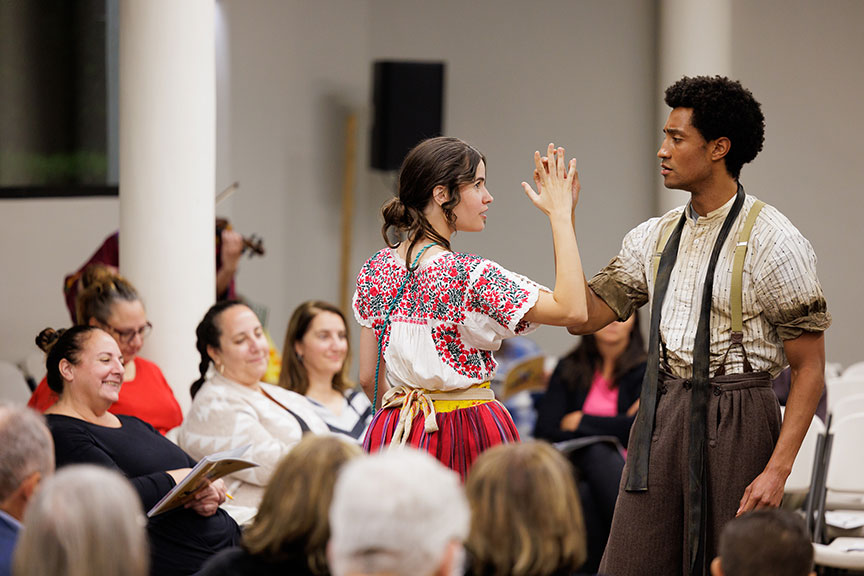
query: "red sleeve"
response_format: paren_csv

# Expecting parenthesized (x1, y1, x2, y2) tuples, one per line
(27, 376, 59, 412)
(107, 358, 183, 435)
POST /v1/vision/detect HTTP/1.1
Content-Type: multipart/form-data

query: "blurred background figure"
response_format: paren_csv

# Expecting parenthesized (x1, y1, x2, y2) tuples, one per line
(12, 465, 149, 576)
(0, 403, 54, 576)
(37, 326, 240, 575)
(197, 435, 363, 576)
(464, 440, 587, 576)
(710, 509, 815, 576)
(28, 265, 182, 435)
(179, 301, 327, 524)
(534, 312, 645, 573)
(279, 301, 372, 442)
(329, 449, 469, 576)
(62, 221, 250, 321)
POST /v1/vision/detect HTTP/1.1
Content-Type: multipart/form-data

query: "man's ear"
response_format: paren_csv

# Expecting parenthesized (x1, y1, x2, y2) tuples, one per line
(710, 556, 724, 576)
(19, 471, 42, 504)
(710, 137, 731, 161)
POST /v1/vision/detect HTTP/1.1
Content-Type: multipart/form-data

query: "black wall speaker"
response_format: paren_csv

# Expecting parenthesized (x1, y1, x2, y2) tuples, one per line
(370, 61, 445, 171)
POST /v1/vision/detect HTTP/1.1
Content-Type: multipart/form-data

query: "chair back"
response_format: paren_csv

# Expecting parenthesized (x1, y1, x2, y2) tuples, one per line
(842, 361, 864, 379)
(825, 413, 864, 495)
(832, 393, 864, 427)
(784, 407, 826, 495)
(827, 377, 864, 416)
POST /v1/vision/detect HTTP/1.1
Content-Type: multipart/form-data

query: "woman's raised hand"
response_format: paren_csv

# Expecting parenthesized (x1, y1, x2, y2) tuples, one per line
(521, 143, 580, 218)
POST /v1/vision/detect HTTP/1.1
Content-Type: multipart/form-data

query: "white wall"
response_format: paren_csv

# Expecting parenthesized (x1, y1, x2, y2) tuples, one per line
(2, 1, 862, 390)
(732, 0, 864, 369)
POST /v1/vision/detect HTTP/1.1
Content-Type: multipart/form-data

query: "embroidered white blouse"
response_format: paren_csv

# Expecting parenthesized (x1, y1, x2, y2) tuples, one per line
(353, 248, 543, 392)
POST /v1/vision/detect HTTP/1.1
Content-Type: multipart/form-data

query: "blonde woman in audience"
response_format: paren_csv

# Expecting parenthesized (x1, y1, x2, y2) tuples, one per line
(37, 326, 240, 576)
(280, 301, 373, 441)
(28, 265, 182, 434)
(197, 435, 362, 576)
(179, 300, 328, 522)
(13, 465, 149, 576)
(464, 441, 587, 576)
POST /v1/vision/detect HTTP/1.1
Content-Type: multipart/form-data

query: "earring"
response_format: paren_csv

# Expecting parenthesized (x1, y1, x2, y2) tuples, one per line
(297, 354, 304, 363)
(216, 363, 225, 376)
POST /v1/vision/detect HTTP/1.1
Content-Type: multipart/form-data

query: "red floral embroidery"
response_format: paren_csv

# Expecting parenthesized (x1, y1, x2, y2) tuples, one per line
(353, 249, 534, 379)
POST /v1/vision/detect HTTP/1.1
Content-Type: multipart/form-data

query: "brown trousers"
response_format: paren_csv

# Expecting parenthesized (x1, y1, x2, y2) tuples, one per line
(598, 372, 781, 576)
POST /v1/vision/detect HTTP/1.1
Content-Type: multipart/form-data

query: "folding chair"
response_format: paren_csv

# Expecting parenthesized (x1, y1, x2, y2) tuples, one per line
(812, 414, 864, 572)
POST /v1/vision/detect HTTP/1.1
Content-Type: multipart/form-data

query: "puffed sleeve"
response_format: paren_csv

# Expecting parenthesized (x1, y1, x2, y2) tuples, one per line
(460, 258, 543, 350)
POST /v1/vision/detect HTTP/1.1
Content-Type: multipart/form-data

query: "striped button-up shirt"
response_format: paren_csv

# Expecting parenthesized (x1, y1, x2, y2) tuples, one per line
(589, 193, 830, 379)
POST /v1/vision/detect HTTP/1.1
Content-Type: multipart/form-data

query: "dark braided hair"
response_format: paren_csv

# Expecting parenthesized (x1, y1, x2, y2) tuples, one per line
(381, 136, 486, 266)
(35, 326, 100, 394)
(664, 75, 765, 179)
(190, 300, 245, 399)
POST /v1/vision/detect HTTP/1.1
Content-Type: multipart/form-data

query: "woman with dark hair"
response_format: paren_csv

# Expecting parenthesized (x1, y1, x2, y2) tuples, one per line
(196, 435, 363, 576)
(279, 301, 372, 441)
(178, 301, 327, 523)
(354, 137, 587, 478)
(28, 265, 182, 434)
(533, 311, 646, 574)
(36, 326, 240, 576)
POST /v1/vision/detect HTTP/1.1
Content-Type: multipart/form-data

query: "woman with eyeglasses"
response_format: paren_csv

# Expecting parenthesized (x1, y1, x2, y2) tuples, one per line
(28, 265, 183, 434)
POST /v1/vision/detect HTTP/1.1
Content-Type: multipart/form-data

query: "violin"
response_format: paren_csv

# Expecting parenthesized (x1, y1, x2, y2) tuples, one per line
(216, 217, 265, 258)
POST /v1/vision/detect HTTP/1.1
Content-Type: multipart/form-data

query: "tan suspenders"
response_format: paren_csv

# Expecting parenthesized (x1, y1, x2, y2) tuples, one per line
(650, 200, 766, 340)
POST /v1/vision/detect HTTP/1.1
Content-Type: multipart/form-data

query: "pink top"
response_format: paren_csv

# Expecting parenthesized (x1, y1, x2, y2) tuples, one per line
(582, 370, 619, 417)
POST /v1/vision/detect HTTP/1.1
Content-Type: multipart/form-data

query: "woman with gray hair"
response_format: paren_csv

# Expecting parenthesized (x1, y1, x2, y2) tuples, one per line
(12, 464, 149, 576)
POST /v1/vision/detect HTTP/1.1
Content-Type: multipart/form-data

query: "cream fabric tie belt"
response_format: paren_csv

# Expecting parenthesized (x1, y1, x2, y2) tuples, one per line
(380, 383, 495, 446)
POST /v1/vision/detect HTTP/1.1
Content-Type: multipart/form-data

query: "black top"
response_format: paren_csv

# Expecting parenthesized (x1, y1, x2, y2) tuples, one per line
(47, 414, 240, 576)
(194, 545, 316, 576)
(533, 362, 645, 447)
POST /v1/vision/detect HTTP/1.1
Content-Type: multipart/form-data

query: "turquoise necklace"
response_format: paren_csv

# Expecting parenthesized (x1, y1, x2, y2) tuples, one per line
(372, 242, 437, 410)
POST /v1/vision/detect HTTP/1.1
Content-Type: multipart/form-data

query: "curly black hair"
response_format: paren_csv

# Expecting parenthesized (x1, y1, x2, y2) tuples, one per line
(664, 75, 765, 179)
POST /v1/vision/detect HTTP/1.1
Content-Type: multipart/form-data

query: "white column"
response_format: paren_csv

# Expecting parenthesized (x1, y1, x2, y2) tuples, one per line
(656, 0, 732, 214)
(119, 0, 215, 412)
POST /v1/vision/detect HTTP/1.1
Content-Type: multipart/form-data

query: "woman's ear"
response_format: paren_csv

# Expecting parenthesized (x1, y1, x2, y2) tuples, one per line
(206, 345, 220, 367)
(432, 185, 449, 206)
(58, 358, 75, 382)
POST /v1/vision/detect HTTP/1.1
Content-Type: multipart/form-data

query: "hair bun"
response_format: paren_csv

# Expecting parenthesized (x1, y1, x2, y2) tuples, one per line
(80, 264, 118, 293)
(35, 328, 65, 353)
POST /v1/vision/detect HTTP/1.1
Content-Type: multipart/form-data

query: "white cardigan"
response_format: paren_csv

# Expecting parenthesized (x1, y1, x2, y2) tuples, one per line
(177, 372, 328, 516)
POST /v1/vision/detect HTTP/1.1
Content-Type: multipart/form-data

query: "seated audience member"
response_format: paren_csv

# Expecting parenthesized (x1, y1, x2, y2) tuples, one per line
(37, 326, 240, 576)
(0, 404, 54, 576)
(533, 312, 644, 573)
(178, 301, 328, 521)
(28, 265, 182, 434)
(329, 449, 469, 576)
(197, 435, 363, 576)
(279, 301, 372, 441)
(711, 509, 815, 576)
(12, 465, 149, 576)
(464, 441, 587, 576)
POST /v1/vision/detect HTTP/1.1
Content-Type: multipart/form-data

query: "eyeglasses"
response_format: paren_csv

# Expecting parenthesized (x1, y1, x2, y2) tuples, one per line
(103, 321, 153, 344)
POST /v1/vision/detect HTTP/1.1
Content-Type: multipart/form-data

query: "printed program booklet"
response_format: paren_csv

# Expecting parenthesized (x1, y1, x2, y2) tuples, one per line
(147, 444, 258, 517)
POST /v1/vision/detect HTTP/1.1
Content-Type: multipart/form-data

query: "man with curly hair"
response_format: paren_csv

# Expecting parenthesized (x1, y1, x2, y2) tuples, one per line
(566, 76, 829, 576)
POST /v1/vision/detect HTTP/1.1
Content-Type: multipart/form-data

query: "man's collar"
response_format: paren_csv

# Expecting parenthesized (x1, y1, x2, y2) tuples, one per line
(686, 183, 744, 223)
